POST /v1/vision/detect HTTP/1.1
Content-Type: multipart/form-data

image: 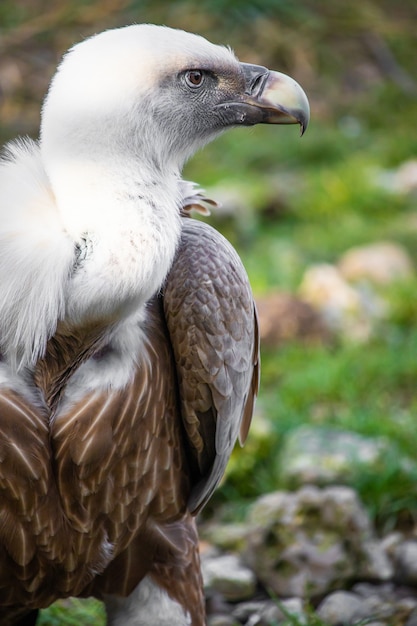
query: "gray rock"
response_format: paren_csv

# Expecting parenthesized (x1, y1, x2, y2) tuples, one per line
(201, 523, 250, 553)
(232, 598, 306, 626)
(231, 601, 264, 621)
(338, 241, 414, 285)
(380, 531, 404, 558)
(244, 486, 391, 598)
(243, 602, 284, 626)
(316, 590, 366, 625)
(280, 425, 393, 487)
(277, 598, 306, 625)
(298, 263, 385, 342)
(359, 595, 397, 622)
(255, 291, 330, 348)
(358, 539, 394, 581)
(202, 554, 256, 601)
(352, 581, 396, 599)
(394, 159, 417, 194)
(397, 599, 417, 620)
(406, 607, 417, 626)
(207, 615, 239, 626)
(231, 601, 267, 623)
(393, 540, 417, 585)
(352, 581, 417, 623)
(389, 598, 417, 626)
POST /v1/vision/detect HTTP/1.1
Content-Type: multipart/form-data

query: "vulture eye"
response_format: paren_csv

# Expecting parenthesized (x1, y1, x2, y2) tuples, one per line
(185, 70, 205, 88)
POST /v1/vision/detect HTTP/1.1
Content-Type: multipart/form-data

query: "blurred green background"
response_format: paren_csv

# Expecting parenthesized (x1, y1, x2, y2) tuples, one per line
(1, 1, 416, 623)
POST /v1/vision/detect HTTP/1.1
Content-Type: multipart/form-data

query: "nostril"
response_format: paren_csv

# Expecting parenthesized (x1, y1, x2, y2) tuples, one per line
(249, 72, 268, 96)
(241, 63, 270, 95)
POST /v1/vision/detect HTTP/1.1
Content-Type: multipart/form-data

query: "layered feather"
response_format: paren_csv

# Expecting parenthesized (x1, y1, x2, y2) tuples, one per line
(0, 139, 74, 369)
(0, 24, 260, 626)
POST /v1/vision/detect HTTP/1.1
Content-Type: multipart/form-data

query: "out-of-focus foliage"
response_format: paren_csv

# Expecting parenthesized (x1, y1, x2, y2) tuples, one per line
(37, 597, 105, 625)
(1, 0, 416, 141)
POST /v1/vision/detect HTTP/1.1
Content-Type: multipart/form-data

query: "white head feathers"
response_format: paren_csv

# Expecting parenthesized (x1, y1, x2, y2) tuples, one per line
(40, 25, 238, 172)
(0, 24, 277, 370)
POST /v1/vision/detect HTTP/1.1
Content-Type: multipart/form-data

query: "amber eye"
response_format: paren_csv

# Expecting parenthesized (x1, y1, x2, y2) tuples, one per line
(185, 70, 204, 88)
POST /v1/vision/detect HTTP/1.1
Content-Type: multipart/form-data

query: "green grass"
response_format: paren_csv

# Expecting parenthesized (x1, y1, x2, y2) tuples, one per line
(220, 326, 417, 527)
(38, 598, 105, 625)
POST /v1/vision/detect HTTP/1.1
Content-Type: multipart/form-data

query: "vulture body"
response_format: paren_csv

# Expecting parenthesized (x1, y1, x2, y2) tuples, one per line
(0, 24, 309, 626)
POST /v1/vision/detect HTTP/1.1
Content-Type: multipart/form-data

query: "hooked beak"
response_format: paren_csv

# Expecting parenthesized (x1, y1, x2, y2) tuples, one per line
(217, 63, 310, 135)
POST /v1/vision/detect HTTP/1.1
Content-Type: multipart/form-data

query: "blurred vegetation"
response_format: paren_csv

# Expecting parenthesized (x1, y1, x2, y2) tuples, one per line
(1, 0, 417, 623)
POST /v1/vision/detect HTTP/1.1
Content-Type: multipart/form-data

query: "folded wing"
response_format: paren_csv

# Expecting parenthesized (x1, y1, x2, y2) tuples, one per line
(163, 218, 260, 513)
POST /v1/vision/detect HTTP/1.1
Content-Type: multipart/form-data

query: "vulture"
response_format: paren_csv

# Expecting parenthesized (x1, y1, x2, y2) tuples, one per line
(0, 24, 309, 626)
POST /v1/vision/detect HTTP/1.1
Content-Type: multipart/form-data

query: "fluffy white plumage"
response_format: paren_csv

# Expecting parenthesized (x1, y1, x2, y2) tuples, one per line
(104, 575, 192, 626)
(0, 139, 74, 370)
(0, 25, 238, 371)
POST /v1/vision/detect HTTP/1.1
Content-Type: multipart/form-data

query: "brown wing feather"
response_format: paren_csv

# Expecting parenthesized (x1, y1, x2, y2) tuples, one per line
(0, 387, 65, 609)
(0, 217, 255, 622)
(0, 299, 192, 614)
(49, 299, 191, 596)
(162, 218, 260, 513)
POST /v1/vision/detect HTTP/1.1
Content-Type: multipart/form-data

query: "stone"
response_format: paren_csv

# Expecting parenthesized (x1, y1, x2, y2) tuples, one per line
(244, 486, 391, 598)
(202, 554, 256, 601)
(394, 160, 417, 194)
(392, 540, 417, 585)
(380, 531, 404, 557)
(339, 241, 414, 285)
(279, 425, 392, 487)
(255, 291, 330, 347)
(238, 602, 283, 626)
(359, 595, 396, 622)
(316, 590, 366, 625)
(200, 523, 250, 553)
(406, 608, 417, 626)
(207, 616, 239, 626)
(298, 263, 385, 341)
(359, 539, 394, 581)
(396, 599, 417, 622)
(352, 581, 395, 599)
(232, 598, 306, 626)
(396, 159, 417, 193)
(277, 598, 306, 624)
(352, 581, 417, 623)
(231, 601, 267, 623)
(378, 159, 417, 195)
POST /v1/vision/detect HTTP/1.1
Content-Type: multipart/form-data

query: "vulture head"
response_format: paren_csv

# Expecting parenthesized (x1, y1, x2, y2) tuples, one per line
(41, 24, 308, 167)
(0, 24, 309, 626)
(40, 24, 308, 238)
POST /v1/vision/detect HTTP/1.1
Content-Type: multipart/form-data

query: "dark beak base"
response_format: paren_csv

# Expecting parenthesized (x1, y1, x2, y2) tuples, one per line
(216, 63, 310, 135)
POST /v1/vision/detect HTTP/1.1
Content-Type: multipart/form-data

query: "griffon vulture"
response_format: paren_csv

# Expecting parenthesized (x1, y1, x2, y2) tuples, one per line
(0, 24, 309, 626)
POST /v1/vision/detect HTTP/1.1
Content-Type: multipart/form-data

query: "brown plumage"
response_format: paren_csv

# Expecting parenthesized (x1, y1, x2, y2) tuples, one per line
(0, 23, 308, 626)
(0, 220, 258, 624)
